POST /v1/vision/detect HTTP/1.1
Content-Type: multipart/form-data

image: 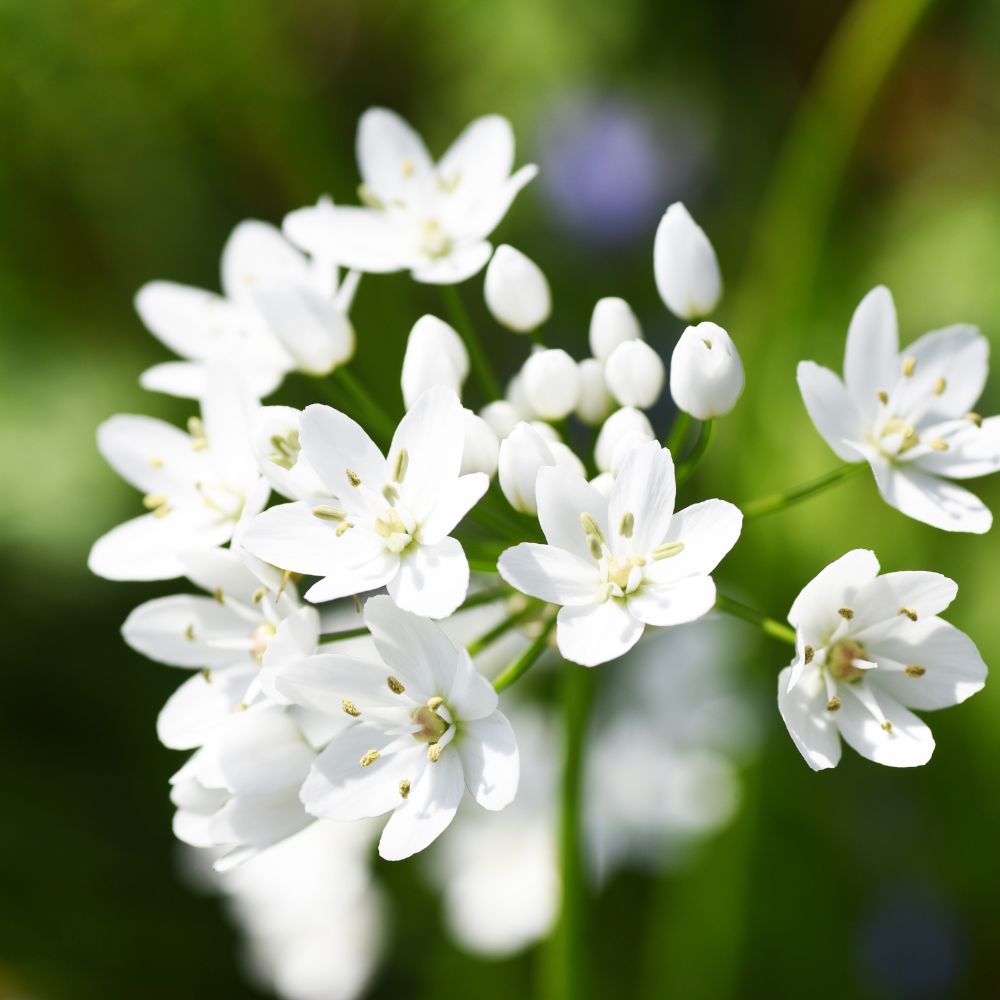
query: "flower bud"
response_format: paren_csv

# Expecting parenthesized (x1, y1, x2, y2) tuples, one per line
(479, 400, 521, 440)
(484, 245, 552, 333)
(603, 340, 665, 409)
(498, 422, 557, 514)
(520, 348, 580, 421)
(461, 409, 500, 477)
(594, 406, 654, 473)
(589, 471, 615, 499)
(549, 440, 586, 480)
(669, 321, 744, 420)
(505, 373, 537, 421)
(401, 315, 469, 409)
(589, 297, 642, 361)
(575, 358, 614, 426)
(653, 202, 722, 320)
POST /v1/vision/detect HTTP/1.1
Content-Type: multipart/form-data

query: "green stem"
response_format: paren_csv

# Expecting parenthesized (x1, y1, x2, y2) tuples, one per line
(466, 603, 539, 658)
(741, 462, 863, 519)
(460, 585, 513, 611)
(715, 593, 796, 645)
(441, 284, 503, 400)
(675, 419, 714, 487)
(319, 625, 370, 644)
(331, 367, 398, 441)
(547, 662, 596, 1000)
(666, 410, 692, 455)
(491, 614, 556, 693)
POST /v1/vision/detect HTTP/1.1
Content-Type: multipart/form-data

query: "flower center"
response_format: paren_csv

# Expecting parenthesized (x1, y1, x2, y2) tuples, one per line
(606, 554, 645, 592)
(411, 702, 449, 744)
(374, 506, 414, 554)
(420, 219, 453, 259)
(250, 622, 277, 664)
(827, 640, 867, 682)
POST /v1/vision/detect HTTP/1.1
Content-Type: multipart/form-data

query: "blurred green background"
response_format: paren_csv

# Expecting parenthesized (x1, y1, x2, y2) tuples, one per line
(3, 0, 1000, 996)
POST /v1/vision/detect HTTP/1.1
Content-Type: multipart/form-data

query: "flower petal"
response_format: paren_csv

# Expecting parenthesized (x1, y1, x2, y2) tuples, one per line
(535, 465, 610, 561)
(420, 472, 489, 544)
(776, 665, 842, 771)
(627, 575, 716, 627)
(556, 600, 643, 667)
(894, 324, 987, 422)
(157, 666, 256, 750)
(607, 441, 675, 558)
(911, 416, 1000, 480)
(497, 543, 600, 607)
(283, 205, 412, 273)
(437, 115, 515, 210)
(836, 683, 934, 768)
(797, 361, 865, 462)
(357, 107, 434, 203)
(457, 711, 519, 811)
(644, 499, 743, 584)
(849, 571, 958, 638)
(787, 548, 880, 637)
(299, 403, 387, 500)
(387, 536, 469, 619)
(843, 285, 899, 421)
(410, 242, 494, 284)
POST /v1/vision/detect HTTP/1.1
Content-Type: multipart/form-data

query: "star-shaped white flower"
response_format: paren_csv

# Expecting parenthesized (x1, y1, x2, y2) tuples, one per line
(497, 441, 743, 666)
(798, 285, 1000, 533)
(283, 108, 537, 285)
(274, 596, 519, 861)
(89, 377, 264, 581)
(243, 386, 488, 619)
(137, 218, 356, 399)
(778, 549, 987, 770)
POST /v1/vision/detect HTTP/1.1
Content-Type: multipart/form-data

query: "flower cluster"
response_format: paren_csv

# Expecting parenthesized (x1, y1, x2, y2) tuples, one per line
(92, 107, 992, 939)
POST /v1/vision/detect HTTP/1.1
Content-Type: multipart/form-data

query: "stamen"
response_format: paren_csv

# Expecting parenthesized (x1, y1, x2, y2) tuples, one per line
(335, 522, 353, 537)
(360, 749, 381, 767)
(312, 505, 347, 521)
(341, 698, 361, 717)
(427, 743, 442, 763)
(804, 645, 814, 665)
(387, 676, 405, 695)
(426, 696, 444, 711)
(928, 439, 949, 451)
(399, 779, 411, 798)
(588, 536, 603, 561)
(838, 607, 854, 620)
(901, 356, 917, 377)
(826, 697, 842, 712)
(652, 542, 685, 560)
(352, 594, 362, 614)
(933, 376, 947, 395)
(580, 512, 604, 543)
(877, 390, 889, 405)
(213, 588, 225, 605)
(905, 665, 926, 677)
(277, 569, 293, 598)
(200, 668, 211, 683)
(619, 512, 634, 538)
(898, 607, 918, 621)
(187, 416, 208, 450)
(400, 158, 414, 177)
(881, 720, 893, 733)
(382, 484, 399, 504)
(357, 183, 386, 210)
(346, 468, 361, 487)
(142, 493, 167, 510)
(966, 412, 983, 427)
(393, 449, 409, 484)
(184, 625, 196, 641)
(251, 587, 267, 604)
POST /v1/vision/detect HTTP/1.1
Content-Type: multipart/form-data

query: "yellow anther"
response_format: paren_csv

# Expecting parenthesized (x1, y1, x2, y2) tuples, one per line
(933, 376, 947, 395)
(148, 457, 164, 469)
(901, 356, 917, 377)
(335, 522, 353, 537)
(184, 624, 196, 641)
(898, 607, 918, 622)
(804, 645, 814, 665)
(387, 676, 405, 695)
(400, 157, 415, 177)
(881, 720, 893, 733)
(351, 594, 362, 614)
(966, 412, 983, 427)
(313, 505, 347, 521)
(142, 493, 167, 510)
(341, 698, 361, 717)
(928, 439, 949, 451)
(277, 569, 294, 598)
(360, 749, 381, 767)
(826, 697, 842, 712)
(427, 696, 444, 711)
(905, 665, 926, 677)
(399, 779, 411, 798)
(382, 484, 399, 505)
(838, 607, 854, 620)
(580, 512, 604, 543)
(346, 468, 361, 487)
(652, 542, 685, 561)
(213, 588, 225, 605)
(393, 448, 409, 484)
(251, 587, 267, 604)
(427, 743, 443, 763)
(588, 536, 603, 561)
(619, 512, 635, 539)
(200, 668, 212, 683)
(187, 416, 209, 450)
(877, 390, 889, 406)
(357, 183, 386, 210)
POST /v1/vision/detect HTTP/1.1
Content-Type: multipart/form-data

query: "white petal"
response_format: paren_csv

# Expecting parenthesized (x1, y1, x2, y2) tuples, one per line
(357, 107, 434, 202)
(837, 683, 934, 768)
(849, 571, 958, 638)
(212, 707, 315, 795)
(275, 651, 404, 719)
(627, 575, 716, 627)
(299, 403, 387, 500)
(283, 204, 412, 272)
(387, 537, 469, 619)
(458, 712, 519, 810)
(199, 372, 261, 489)
(251, 405, 330, 503)
(97, 413, 207, 495)
(498, 543, 600, 606)
(210, 789, 312, 851)
(220, 219, 311, 302)
(437, 115, 515, 210)
(644, 499, 743, 584)
(787, 548, 880, 637)
(843, 285, 900, 421)
(378, 749, 464, 860)
(157, 667, 256, 750)
(178, 546, 263, 606)
(446, 650, 499, 722)
(608, 441, 675, 557)
(776, 665, 842, 771)
(410, 241, 494, 284)
(535, 465, 610, 562)
(894, 324, 987, 422)
(796, 361, 865, 463)
(555, 600, 644, 667)
(140, 361, 283, 400)
(459, 164, 538, 242)
(260, 605, 321, 678)
(304, 540, 399, 605)
(911, 416, 1000, 480)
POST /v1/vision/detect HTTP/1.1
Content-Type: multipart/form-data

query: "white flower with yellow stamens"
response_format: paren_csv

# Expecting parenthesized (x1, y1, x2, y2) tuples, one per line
(243, 386, 488, 619)
(778, 548, 987, 770)
(798, 285, 1000, 533)
(89, 376, 264, 581)
(283, 108, 537, 285)
(498, 441, 743, 666)
(274, 596, 519, 861)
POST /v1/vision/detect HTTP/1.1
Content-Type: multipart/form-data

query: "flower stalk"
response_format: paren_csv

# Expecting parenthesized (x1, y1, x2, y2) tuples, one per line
(741, 462, 863, 519)
(441, 284, 503, 400)
(714, 593, 796, 645)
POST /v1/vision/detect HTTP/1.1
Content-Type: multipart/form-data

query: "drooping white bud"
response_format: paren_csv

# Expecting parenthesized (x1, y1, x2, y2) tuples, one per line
(484, 245, 552, 333)
(401, 315, 469, 408)
(594, 406, 655, 474)
(498, 422, 559, 515)
(479, 400, 521, 440)
(588, 297, 642, 362)
(669, 321, 744, 420)
(653, 203, 722, 320)
(461, 409, 500, 477)
(603, 340, 665, 409)
(575, 358, 614, 426)
(520, 348, 580, 420)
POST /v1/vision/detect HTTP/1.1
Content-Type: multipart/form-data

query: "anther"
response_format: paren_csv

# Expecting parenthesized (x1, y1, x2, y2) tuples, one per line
(387, 676, 405, 695)
(580, 512, 604, 543)
(826, 697, 842, 712)
(400, 158, 415, 177)
(336, 522, 352, 537)
(184, 625, 196, 641)
(898, 607, 918, 621)
(838, 607, 854, 620)
(399, 779, 411, 798)
(213, 588, 225, 605)
(901, 356, 917, 377)
(341, 698, 361, 717)
(877, 390, 889, 405)
(652, 542, 685, 560)
(966, 412, 983, 427)
(346, 468, 361, 487)
(148, 457, 164, 469)
(881, 720, 893, 733)
(251, 587, 267, 604)
(427, 696, 444, 711)
(142, 493, 167, 510)
(928, 439, 949, 451)
(312, 505, 347, 521)
(382, 484, 399, 504)
(360, 749, 380, 767)
(933, 376, 947, 395)
(393, 449, 409, 484)
(905, 665, 926, 677)
(357, 184, 386, 210)
(804, 645, 814, 664)
(200, 668, 212, 683)
(619, 512, 635, 538)
(588, 536, 603, 561)
(427, 743, 443, 763)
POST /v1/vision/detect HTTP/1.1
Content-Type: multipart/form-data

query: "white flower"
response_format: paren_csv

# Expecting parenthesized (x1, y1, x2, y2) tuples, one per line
(283, 109, 537, 285)
(653, 202, 722, 320)
(499, 421, 586, 515)
(171, 705, 316, 871)
(484, 245, 552, 332)
(498, 442, 743, 666)
(479, 399, 521, 440)
(89, 377, 264, 581)
(137, 219, 356, 399)
(575, 358, 615, 426)
(594, 405, 655, 474)
(669, 321, 744, 419)
(251, 405, 331, 504)
(122, 546, 320, 749)
(604, 339, 666, 409)
(778, 549, 987, 770)
(274, 596, 520, 861)
(520, 348, 581, 420)
(401, 315, 469, 409)
(243, 387, 487, 619)
(589, 297, 642, 362)
(798, 286, 1000, 533)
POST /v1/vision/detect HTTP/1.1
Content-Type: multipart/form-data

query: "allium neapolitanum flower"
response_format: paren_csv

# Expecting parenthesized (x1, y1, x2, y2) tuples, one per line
(243, 387, 488, 619)
(798, 285, 1000, 533)
(779, 549, 986, 770)
(484, 244, 552, 333)
(274, 596, 519, 861)
(498, 441, 743, 666)
(283, 109, 537, 285)
(653, 202, 722, 321)
(136, 218, 356, 399)
(89, 378, 263, 581)
(669, 321, 744, 420)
